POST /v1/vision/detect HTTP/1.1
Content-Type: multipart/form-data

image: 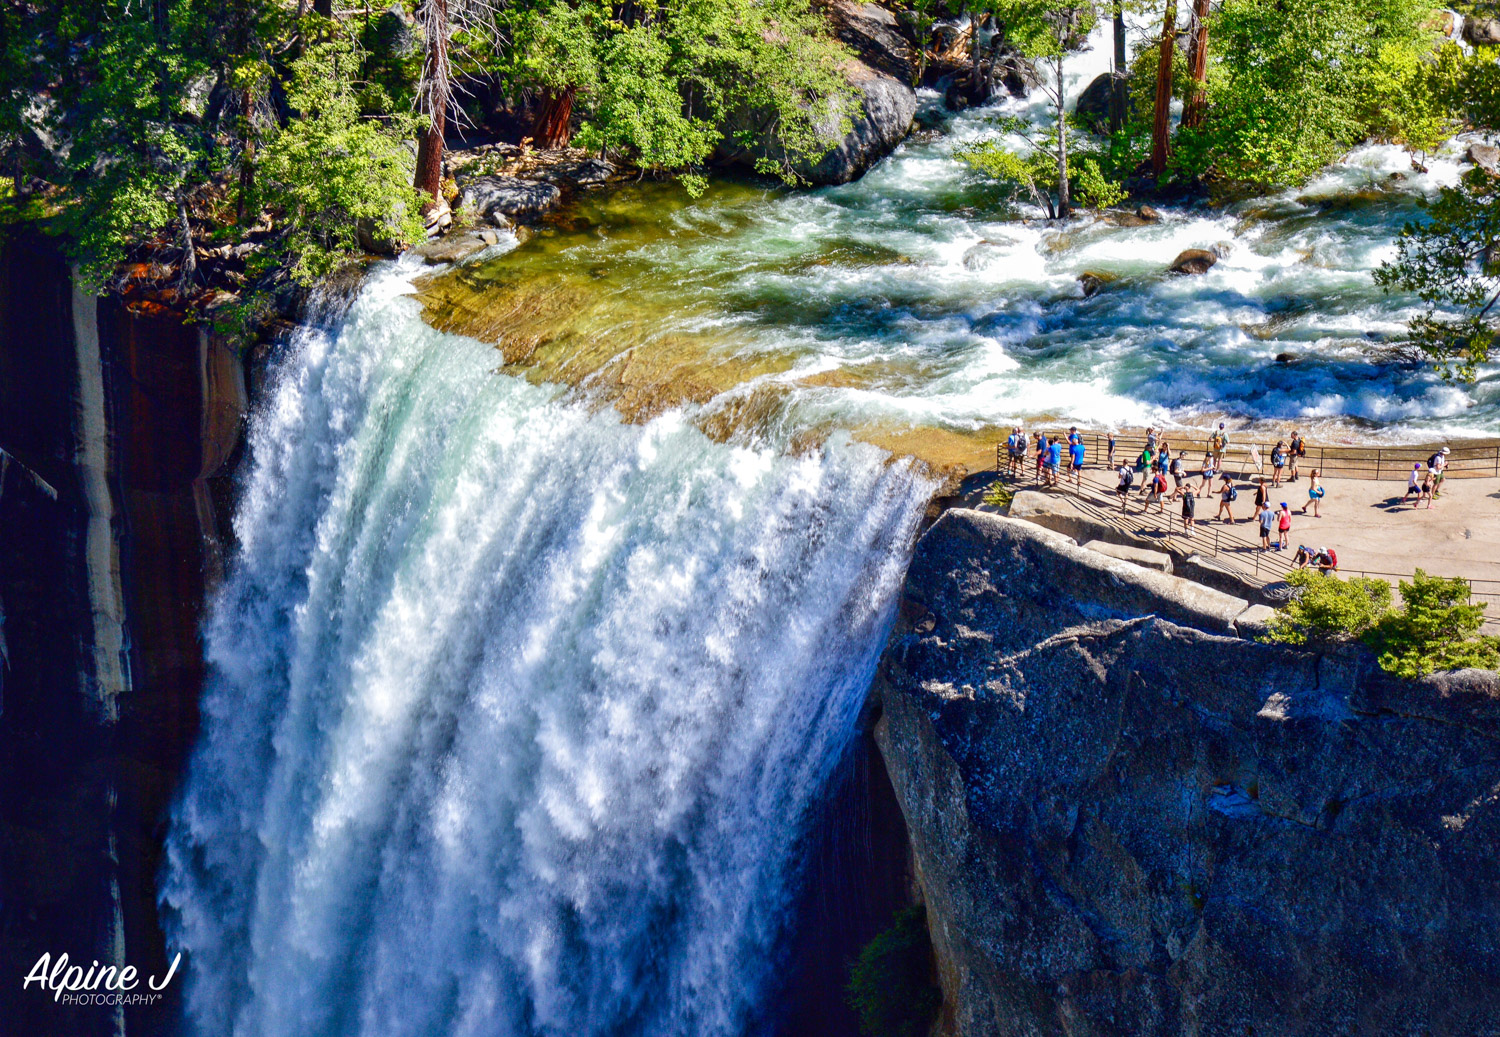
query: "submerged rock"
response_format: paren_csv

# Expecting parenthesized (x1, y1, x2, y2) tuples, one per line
(1077, 270, 1116, 297)
(874, 509, 1500, 1036)
(1169, 248, 1218, 275)
(1275, 351, 1300, 363)
(417, 227, 504, 265)
(457, 175, 562, 223)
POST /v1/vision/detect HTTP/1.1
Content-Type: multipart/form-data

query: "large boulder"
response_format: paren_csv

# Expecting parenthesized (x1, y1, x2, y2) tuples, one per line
(1074, 71, 1131, 133)
(1469, 141, 1500, 177)
(1169, 248, 1218, 275)
(456, 175, 561, 223)
(1466, 14, 1500, 45)
(719, 0, 916, 184)
(874, 508, 1500, 1036)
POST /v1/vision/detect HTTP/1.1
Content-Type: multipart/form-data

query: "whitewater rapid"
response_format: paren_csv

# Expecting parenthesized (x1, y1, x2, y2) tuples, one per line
(160, 263, 933, 1037)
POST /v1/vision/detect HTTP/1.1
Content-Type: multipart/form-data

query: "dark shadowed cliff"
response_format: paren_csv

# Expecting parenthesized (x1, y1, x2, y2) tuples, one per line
(874, 509, 1500, 1037)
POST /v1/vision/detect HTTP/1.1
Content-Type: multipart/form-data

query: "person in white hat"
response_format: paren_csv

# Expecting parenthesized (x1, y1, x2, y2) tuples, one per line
(1429, 446, 1451, 499)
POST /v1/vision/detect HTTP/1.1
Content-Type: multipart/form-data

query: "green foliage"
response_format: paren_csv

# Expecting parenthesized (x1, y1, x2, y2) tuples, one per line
(846, 906, 941, 1037)
(1261, 569, 1393, 647)
(506, 0, 855, 186)
(1262, 569, 1499, 677)
(1375, 167, 1500, 382)
(254, 39, 425, 286)
(958, 117, 1126, 217)
(1172, 0, 1438, 190)
(982, 479, 1015, 510)
(1354, 42, 1458, 169)
(1370, 570, 1500, 677)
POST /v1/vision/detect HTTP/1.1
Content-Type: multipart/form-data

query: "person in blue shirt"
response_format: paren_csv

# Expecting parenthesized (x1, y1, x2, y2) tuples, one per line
(1068, 438, 1086, 490)
(1045, 436, 1063, 487)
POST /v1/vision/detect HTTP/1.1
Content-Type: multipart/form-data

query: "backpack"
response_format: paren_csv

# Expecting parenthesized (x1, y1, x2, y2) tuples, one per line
(1227, 486, 1238, 501)
(1211, 433, 1226, 451)
(1428, 452, 1442, 469)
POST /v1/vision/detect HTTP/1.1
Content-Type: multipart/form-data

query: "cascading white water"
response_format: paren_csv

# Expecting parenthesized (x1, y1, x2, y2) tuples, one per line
(160, 262, 934, 1037)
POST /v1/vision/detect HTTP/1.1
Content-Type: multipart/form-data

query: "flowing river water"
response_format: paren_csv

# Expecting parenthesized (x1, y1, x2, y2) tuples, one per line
(162, 28, 1498, 1037)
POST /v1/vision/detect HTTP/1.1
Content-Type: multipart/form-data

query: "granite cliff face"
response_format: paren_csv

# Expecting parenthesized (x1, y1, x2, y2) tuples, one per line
(0, 230, 250, 1036)
(874, 509, 1500, 1036)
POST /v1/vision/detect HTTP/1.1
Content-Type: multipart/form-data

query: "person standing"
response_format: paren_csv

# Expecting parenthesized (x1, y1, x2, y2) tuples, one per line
(1270, 440, 1287, 487)
(1069, 435, 1086, 490)
(1258, 500, 1275, 551)
(1210, 422, 1229, 469)
(1198, 451, 1217, 497)
(1181, 485, 1197, 535)
(1169, 454, 1187, 498)
(1045, 435, 1064, 488)
(1419, 469, 1435, 509)
(1107, 431, 1117, 468)
(1034, 431, 1049, 482)
(1277, 502, 1292, 550)
(1289, 430, 1306, 482)
(1300, 469, 1325, 517)
(1117, 464, 1135, 513)
(1247, 478, 1267, 523)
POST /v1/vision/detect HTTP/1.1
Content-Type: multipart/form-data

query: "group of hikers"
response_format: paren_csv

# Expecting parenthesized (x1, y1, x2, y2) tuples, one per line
(1001, 422, 1337, 571)
(1001, 423, 1463, 573)
(1402, 447, 1452, 508)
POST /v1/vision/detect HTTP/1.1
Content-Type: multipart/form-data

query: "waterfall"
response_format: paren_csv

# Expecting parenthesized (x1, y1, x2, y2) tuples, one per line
(160, 263, 934, 1037)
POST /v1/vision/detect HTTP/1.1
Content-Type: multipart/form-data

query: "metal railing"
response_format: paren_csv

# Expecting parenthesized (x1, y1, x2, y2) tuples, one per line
(997, 432, 1500, 483)
(991, 448, 1500, 626)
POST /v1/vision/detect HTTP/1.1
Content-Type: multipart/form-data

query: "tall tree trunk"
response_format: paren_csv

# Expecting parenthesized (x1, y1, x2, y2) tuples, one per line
(533, 87, 576, 149)
(1109, 0, 1127, 133)
(1150, 0, 1177, 177)
(413, 0, 448, 204)
(236, 88, 255, 224)
(1055, 55, 1071, 218)
(176, 196, 197, 287)
(969, 8, 985, 97)
(1181, 0, 1211, 129)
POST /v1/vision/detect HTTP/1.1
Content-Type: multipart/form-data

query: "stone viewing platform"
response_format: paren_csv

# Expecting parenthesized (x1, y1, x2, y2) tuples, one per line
(967, 432, 1500, 628)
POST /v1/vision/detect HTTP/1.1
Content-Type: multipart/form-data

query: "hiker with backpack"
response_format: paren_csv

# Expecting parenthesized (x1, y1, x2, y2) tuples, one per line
(1289, 430, 1306, 482)
(1429, 446, 1450, 499)
(1116, 464, 1135, 513)
(1181, 485, 1197, 535)
(1270, 440, 1287, 487)
(1209, 422, 1229, 469)
(1144, 468, 1169, 514)
(1216, 474, 1238, 523)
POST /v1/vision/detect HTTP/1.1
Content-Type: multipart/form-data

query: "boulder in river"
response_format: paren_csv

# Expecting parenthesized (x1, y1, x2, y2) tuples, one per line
(457, 175, 562, 224)
(1169, 248, 1218, 275)
(1275, 351, 1300, 364)
(1077, 270, 1116, 297)
(1074, 72, 1131, 133)
(418, 227, 504, 265)
(1468, 142, 1500, 177)
(1137, 204, 1162, 222)
(1465, 14, 1500, 44)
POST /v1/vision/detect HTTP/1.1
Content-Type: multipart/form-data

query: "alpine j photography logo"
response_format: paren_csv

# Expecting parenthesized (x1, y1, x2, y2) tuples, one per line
(23, 951, 181, 1006)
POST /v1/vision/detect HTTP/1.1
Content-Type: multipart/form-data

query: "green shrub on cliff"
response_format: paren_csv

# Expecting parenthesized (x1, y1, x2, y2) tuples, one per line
(1262, 569, 1500, 677)
(846, 905, 941, 1037)
(1261, 570, 1392, 647)
(1369, 570, 1500, 678)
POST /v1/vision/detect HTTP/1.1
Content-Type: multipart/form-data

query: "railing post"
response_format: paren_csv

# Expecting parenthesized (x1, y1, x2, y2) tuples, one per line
(1375, 448, 1381, 481)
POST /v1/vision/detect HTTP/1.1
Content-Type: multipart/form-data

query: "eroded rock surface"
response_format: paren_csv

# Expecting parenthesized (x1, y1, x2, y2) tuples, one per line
(874, 508, 1500, 1036)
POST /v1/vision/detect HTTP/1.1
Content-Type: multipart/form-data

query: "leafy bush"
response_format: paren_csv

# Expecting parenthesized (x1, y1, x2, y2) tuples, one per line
(846, 906, 941, 1037)
(1262, 569, 1500, 677)
(1261, 570, 1392, 647)
(1370, 570, 1500, 677)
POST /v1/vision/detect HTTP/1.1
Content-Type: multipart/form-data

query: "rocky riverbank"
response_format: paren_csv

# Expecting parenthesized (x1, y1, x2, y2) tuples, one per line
(872, 508, 1500, 1035)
